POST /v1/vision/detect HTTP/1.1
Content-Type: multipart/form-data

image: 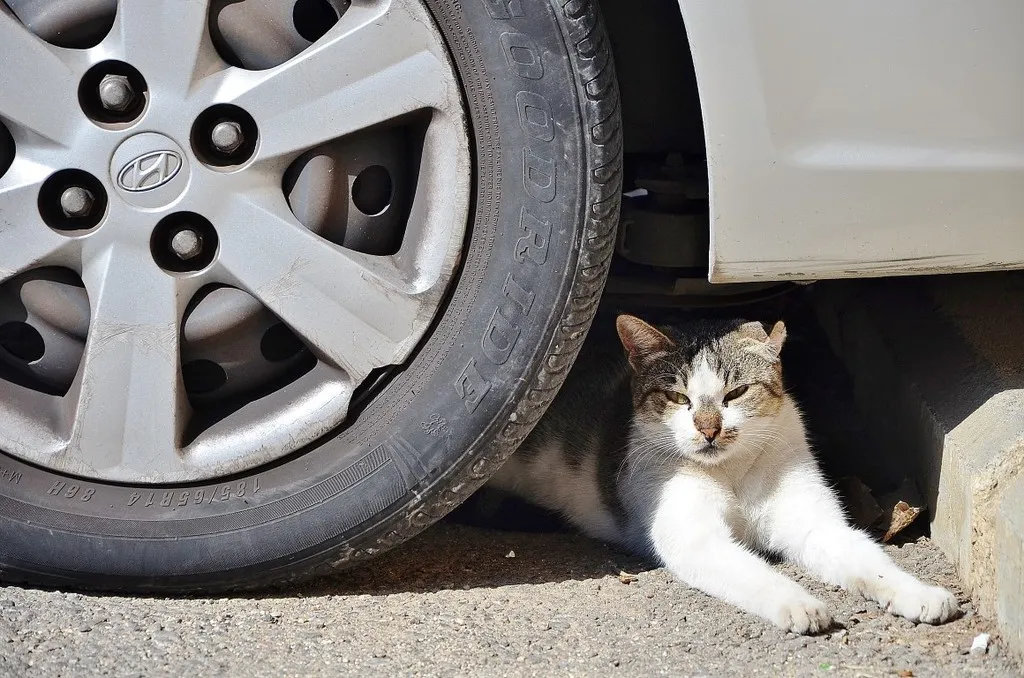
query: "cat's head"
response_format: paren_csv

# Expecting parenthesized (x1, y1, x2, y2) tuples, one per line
(616, 315, 788, 466)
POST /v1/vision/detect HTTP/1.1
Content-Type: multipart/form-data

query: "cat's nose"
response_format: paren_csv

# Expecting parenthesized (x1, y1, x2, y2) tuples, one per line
(699, 426, 720, 441)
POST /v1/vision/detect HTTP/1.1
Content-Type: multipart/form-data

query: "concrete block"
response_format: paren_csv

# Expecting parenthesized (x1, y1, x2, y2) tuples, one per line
(997, 472, 1024, 657)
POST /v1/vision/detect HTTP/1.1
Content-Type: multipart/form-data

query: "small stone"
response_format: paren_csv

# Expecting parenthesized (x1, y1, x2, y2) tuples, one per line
(617, 571, 639, 585)
(970, 633, 991, 655)
(505, 550, 516, 558)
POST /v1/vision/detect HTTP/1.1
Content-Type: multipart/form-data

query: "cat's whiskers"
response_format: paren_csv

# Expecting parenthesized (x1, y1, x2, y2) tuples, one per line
(733, 429, 790, 454)
(621, 438, 677, 481)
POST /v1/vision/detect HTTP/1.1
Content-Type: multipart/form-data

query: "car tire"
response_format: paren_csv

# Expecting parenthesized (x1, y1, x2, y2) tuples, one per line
(0, 0, 621, 592)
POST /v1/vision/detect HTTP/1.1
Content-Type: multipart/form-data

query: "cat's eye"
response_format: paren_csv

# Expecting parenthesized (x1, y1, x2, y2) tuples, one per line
(723, 384, 749, 403)
(665, 391, 690, 406)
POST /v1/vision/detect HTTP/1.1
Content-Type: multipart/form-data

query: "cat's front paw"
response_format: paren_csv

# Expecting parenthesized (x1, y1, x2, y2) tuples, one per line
(852, 576, 960, 624)
(769, 595, 833, 635)
(886, 584, 960, 624)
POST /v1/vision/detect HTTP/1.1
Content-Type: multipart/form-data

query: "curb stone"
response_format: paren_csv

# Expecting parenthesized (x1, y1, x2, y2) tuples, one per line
(997, 470, 1024, 656)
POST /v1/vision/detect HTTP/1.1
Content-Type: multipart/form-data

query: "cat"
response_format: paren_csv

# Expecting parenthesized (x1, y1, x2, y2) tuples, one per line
(487, 314, 960, 634)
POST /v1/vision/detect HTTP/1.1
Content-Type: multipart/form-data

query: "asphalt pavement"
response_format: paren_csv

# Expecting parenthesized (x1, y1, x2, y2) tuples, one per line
(0, 522, 1019, 677)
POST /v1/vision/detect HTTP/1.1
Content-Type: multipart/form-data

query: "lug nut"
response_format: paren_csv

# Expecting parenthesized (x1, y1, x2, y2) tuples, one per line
(170, 229, 203, 260)
(210, 121, 244, 154)
(98, 74, 136, 112)
(60, 186, 95, 218)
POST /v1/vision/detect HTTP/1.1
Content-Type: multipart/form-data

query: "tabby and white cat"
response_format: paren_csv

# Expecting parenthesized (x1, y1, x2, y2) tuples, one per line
(488, 315, 959, 633)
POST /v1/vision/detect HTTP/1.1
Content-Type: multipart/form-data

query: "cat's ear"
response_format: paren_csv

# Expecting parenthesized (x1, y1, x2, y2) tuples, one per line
(767, 320, 787, 355)
(616, 315, 674, 369)
(736, 321, 769, 342)
(736, 320, 787, 359)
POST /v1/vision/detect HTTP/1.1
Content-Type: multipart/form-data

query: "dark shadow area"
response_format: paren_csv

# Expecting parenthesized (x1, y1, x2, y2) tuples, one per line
(830, 275, 1020, 429)
(810, 272, 1024, 528)
(285, 522, 655, 598)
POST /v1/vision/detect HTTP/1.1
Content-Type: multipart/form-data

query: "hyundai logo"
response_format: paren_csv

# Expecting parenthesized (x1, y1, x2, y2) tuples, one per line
(117, 150, 183, 192)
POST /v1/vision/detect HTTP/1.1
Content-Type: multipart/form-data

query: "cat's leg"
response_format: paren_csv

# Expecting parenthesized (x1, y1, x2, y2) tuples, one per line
(648, 472, 833, 634)
(761, 460, 959, 624)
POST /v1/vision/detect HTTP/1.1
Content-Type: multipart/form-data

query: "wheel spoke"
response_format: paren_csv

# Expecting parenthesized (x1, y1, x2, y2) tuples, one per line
(0, 10, 80, 144)
(210, 0, 455, 162)
(209, 0, 313, 70)
(0, 166, 77, 284)
(65, 244, 190, 477)
(214, 189, 426, 379)
(393, 111, 470, 287)
(109, 0, 215, 96)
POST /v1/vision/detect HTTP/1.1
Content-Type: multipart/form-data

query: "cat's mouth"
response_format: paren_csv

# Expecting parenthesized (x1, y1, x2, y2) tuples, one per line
(695, 443, 722, 457)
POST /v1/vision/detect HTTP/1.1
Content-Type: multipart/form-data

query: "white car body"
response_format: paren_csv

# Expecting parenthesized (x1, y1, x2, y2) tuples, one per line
(677, 0, 1024, 282)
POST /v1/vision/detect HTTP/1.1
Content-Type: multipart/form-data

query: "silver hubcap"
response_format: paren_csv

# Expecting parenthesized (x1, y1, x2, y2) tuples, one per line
(0, 0, 470, 483)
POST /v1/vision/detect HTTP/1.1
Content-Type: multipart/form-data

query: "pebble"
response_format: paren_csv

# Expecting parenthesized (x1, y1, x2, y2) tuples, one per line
(970, 633, 991, 656)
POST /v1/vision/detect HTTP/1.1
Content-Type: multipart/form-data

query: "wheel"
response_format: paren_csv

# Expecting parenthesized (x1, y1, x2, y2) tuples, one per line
(0, 0, 620, 591)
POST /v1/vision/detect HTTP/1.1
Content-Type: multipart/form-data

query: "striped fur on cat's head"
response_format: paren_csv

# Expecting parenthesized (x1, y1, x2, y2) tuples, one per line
(616, 315, 788, 466)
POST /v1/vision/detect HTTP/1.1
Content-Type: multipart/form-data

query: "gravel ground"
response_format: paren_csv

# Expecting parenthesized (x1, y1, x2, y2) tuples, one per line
(0, 522, 1019, 677)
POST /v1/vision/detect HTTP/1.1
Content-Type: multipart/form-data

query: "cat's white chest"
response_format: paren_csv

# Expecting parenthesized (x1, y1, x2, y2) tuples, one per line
(696, 443, 803, 548)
